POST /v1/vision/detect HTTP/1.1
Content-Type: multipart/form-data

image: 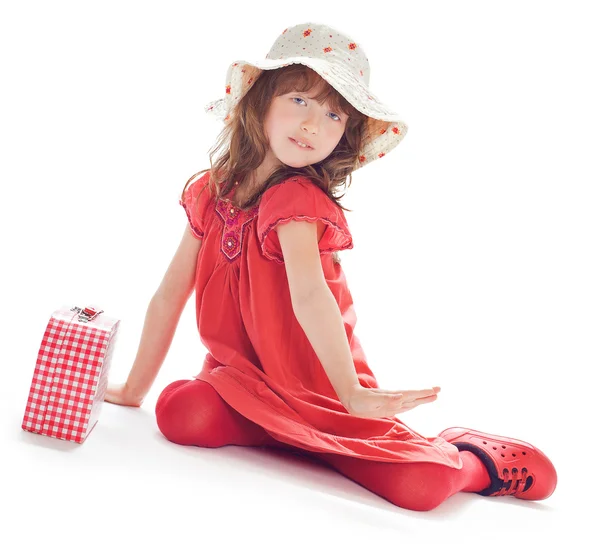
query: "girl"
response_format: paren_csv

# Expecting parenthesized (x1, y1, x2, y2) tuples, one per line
(105, 22, 557, 512)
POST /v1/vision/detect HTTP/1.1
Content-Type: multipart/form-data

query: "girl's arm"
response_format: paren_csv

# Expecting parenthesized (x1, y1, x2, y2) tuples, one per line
(293, 286, 441, 419)
(276, 218, 360, 409)
(121, 293, 188, 404)
(106, 225, 201, 406)
(292, 286, 361, 410)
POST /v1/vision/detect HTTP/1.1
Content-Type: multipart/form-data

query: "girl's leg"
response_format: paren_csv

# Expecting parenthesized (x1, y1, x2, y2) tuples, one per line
(155, 379, 490, 511)
(155, 379, 322, 455)
(311, 450, 491, 512)
(155, 379, 279, 448)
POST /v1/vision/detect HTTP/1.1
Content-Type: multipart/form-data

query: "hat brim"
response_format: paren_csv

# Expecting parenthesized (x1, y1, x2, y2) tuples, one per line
(207, 56, 406, 124)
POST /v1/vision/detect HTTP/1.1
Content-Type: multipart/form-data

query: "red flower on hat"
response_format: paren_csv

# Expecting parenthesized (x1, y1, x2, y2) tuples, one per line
(379, 128, 386, 134)
(359, 155, 366, 162)
(323, 47, 332, 53)
(348, 43, 357, 50)
(392, 126, 400, 134)
(226, 85, 231, 94)
(378, 152, 385, 158)
(303, 29, 312, 37)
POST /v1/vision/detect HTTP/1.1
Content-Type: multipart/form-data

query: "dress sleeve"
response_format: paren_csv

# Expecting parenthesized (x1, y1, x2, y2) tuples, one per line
(257, 176, 353, 263)
(179, 171, 211, 240)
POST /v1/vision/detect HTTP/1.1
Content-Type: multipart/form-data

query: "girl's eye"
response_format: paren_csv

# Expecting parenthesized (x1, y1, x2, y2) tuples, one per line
(291, 97, 341, 122)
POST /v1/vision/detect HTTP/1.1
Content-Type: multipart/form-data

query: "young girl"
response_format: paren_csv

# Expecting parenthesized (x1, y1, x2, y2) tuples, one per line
(105, 22, 557, 512)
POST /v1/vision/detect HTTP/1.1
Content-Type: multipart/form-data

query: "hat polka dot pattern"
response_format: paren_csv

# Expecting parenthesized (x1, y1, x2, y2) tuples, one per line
(205, 22, 408, 170)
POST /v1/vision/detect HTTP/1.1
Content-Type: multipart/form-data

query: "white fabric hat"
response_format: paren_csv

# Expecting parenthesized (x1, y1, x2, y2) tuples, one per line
(205, 22, 408, 170)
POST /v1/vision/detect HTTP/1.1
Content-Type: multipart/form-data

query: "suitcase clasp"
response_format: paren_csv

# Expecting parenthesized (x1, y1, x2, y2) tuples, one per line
(70, 305, 104, 323)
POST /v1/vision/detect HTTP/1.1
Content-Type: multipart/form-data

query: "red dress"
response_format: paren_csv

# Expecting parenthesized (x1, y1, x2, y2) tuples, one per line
(179, 171, 461, 467)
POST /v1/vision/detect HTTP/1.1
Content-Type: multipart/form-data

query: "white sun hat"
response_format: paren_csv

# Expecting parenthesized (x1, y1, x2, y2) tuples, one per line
(205, 22, 409, 170)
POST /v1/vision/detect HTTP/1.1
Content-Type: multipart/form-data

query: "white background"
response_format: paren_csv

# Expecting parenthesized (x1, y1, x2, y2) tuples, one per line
(1, 1, 597, 548)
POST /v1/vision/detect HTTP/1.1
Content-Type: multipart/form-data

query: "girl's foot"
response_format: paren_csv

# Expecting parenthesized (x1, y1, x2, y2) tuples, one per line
(438, 427, 557, 500)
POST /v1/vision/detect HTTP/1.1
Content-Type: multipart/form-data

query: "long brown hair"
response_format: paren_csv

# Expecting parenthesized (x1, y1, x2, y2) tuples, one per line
(181, 64, 370, 261)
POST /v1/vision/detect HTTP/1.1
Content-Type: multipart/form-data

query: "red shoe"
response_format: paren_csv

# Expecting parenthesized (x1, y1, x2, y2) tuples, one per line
(438, 427, 557, 500)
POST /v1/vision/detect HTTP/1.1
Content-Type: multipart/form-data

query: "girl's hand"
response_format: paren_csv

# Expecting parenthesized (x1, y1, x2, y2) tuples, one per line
(104, 382, 144, 408)
(343, 384, 441, 419)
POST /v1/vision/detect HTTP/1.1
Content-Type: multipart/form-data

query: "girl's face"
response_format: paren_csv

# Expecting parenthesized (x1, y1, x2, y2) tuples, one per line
(262, 87, 349, 169)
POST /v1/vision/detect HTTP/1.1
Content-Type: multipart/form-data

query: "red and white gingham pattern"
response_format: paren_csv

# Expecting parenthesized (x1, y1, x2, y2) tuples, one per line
(22, 305, 120, 444)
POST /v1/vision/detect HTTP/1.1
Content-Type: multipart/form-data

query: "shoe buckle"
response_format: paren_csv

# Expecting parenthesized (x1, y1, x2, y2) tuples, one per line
(491, 467, 533, 496)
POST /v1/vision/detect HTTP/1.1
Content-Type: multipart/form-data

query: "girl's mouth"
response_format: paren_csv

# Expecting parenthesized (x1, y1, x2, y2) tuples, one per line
(289, 137, 313, 150)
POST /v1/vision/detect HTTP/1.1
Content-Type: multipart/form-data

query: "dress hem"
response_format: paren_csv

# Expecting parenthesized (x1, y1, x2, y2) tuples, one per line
(193, 362, 463, 469)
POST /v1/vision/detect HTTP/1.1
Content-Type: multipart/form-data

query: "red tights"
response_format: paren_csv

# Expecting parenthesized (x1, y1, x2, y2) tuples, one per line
(155, 379, 491, 512)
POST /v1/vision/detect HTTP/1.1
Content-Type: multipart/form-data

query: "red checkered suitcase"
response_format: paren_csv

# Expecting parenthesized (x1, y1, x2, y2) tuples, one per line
(22, 305, 120, 443)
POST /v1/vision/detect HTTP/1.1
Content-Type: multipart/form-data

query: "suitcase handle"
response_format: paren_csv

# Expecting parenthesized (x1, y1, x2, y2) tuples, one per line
(70, 306, 104, 323)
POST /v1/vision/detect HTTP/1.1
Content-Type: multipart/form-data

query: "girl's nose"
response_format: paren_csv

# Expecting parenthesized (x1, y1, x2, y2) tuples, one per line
(301, 119, 319, 134)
